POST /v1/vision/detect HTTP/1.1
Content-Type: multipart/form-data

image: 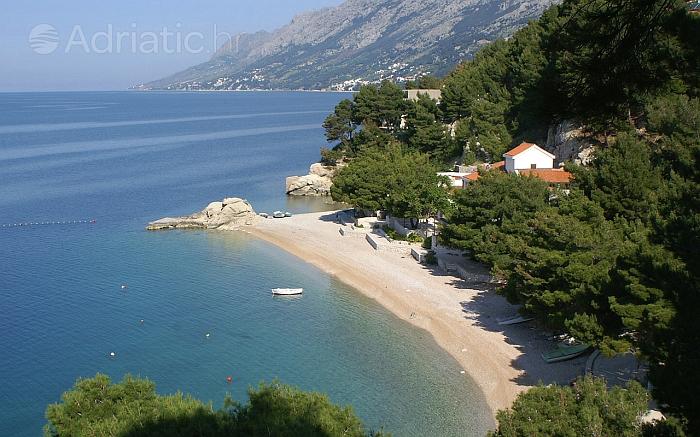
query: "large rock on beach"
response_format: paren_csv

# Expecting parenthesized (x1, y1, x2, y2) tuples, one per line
(147, 197, 258, 231)
(286, 163, 336, 196)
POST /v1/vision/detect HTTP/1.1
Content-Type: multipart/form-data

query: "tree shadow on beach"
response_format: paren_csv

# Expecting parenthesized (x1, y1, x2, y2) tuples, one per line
(318, 210, 354, 224)
(458, 290, 588, 387)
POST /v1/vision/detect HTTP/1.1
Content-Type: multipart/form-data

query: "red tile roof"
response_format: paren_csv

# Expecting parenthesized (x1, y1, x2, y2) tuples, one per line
(465, 172, 480, 181)
(519, 168, 573, 184)
(504, 142, 537, 157)
(491, 161, 505, 169)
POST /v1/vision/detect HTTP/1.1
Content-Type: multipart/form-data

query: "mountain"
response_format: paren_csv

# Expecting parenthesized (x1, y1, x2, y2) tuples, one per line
(142, 0, 555, 91)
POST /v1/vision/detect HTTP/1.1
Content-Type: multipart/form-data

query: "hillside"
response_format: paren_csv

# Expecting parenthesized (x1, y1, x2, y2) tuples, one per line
(142, 0, 555, 91)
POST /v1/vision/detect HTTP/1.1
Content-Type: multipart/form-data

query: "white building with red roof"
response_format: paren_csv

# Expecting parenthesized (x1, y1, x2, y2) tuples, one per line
(503, 142, 556, 172)
(461, 142, 573, 187)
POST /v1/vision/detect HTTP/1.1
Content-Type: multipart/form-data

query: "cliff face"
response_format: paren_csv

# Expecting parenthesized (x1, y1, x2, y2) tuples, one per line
(143, 0, 556, 91)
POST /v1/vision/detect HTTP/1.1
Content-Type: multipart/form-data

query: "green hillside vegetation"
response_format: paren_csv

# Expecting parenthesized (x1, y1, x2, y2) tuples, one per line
(490, 376, 653, 437)
(326, 0, 699, 433)
(45, 374, 387, 437)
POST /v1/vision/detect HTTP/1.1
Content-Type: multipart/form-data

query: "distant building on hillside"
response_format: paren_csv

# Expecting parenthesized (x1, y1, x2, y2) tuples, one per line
(405, 89, 442, 102)
(438, 172, 470, 188)
(461, 142, 573, 188)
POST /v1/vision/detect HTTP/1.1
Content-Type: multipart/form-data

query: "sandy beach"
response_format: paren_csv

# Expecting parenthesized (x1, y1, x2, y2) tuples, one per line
(245, 211, 585, 417)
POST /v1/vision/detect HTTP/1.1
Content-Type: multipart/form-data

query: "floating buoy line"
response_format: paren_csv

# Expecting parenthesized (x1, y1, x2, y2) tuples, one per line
(0, 219, 96, 229)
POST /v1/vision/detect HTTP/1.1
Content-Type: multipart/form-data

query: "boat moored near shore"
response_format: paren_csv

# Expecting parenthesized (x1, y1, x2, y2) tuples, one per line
(272, 288, 304, 296)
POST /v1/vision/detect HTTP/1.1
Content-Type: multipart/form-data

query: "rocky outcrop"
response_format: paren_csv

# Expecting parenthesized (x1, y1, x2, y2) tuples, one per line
(546, 120, 597, 165)
(286, 163, 335, 196)
(147, 197, 258, 231)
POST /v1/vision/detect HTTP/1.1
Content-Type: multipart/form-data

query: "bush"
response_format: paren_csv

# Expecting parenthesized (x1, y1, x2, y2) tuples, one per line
(425, 250, 438, 265)
(406, 233, 424, 243)
(382, 225, 404, 241)
(422, 236, 433, 250)
(320, 147, 343, 166)
(44, 374, 388, 437)
(490, 376, 649, 437)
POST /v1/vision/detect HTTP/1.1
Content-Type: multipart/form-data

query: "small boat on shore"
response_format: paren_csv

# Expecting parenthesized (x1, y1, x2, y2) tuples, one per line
(259, 212, 269, 218)
(497, 315, 534, 326)
(273, 211, 286, 219)
(284, 212, 293, 217)
(272, 288, 303, 296)
(541, 343, 590, 363)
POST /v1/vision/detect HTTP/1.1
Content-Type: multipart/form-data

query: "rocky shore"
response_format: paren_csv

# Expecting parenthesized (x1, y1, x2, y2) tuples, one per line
(285, 163, 336, 196)
(147, 197, 259, 231)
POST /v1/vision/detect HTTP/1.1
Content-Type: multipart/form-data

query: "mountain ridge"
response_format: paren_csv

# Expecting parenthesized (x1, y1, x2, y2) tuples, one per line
(141, 0, 555, 91)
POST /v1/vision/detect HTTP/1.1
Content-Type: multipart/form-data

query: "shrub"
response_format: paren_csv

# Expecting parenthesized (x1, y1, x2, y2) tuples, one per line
(45, 374, 388, 437)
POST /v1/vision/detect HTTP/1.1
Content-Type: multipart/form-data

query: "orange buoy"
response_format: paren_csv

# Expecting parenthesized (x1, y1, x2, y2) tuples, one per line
(226, 376, 233, 384)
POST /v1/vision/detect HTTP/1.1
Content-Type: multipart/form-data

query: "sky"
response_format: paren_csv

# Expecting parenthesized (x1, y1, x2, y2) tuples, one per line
(0, 0, 343, 91)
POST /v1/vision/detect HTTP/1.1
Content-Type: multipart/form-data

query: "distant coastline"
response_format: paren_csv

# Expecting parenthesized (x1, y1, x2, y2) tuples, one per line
(131, 87, 353, 94)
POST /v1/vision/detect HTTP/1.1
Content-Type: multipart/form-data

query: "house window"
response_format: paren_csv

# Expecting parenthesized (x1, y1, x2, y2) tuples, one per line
(530, 164, 537, 169)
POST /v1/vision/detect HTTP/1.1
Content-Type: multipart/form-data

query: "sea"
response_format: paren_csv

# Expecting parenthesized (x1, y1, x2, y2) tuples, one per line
(0, 91, 493, 436)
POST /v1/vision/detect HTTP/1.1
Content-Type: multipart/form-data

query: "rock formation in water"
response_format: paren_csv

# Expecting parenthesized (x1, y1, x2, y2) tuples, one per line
(147, 197, 259, 231)
(286, 163, 336, 196)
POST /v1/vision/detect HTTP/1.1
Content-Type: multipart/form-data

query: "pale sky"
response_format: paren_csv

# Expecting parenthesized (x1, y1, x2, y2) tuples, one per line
(1, 0, 343, 91)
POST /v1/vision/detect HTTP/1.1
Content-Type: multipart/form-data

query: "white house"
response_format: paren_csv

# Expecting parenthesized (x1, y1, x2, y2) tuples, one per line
(462, 142, 572, 187)
(438, 172, 469, 188)
(503, 142, 555, 173)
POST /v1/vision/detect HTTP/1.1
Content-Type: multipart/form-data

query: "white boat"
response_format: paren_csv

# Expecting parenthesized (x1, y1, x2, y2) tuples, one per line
(273, 211, 286, 218)
(497, 315, 534, 326)
(272, 288, 303, 296)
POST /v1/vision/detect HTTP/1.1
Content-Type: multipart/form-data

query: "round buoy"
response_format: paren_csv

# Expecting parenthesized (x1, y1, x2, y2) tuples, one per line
(109, 352, 116, 358)
(205, 333, 211, 338)
(226, 376, 233, 384)
(121, 284, 128, 290)
(139, 319, 145, 324)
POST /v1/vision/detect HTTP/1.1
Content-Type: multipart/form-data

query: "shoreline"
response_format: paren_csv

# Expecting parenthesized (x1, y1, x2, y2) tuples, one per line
(241, 210, 584, 418)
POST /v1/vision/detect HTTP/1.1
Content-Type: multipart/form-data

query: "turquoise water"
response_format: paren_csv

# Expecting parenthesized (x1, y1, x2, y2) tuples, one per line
(0, 92, 492, 436)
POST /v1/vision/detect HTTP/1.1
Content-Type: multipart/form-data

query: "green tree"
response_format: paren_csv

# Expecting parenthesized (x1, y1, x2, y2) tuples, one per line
(490, 376, 649, 437)
(571, 133, 660, 223)
(440, 170, 550, 258)
(45, 375, 386, 437)
(232, 382, 385, 437)
(44, 374, 233, 437)
(352, 81, 406, 130)
(323, 99, 356, 148)
(331, 145, 449, 220)
(405, 76, 443, 90)
(547, 0, 692, 123)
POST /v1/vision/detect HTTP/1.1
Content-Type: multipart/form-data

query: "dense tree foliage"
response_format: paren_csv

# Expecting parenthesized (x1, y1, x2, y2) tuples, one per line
(331, 145, 449, 222)
(438, 0, 699, 432)
(490, 376, 650, 437)
(404, 75, 443, 90)
(318, 0, 699, 430)
(45, 374, 386, 437)
(322, 80, 460, 166)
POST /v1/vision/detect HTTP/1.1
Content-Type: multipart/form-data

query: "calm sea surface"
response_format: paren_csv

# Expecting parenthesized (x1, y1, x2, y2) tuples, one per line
(0, 92, 492, 436)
